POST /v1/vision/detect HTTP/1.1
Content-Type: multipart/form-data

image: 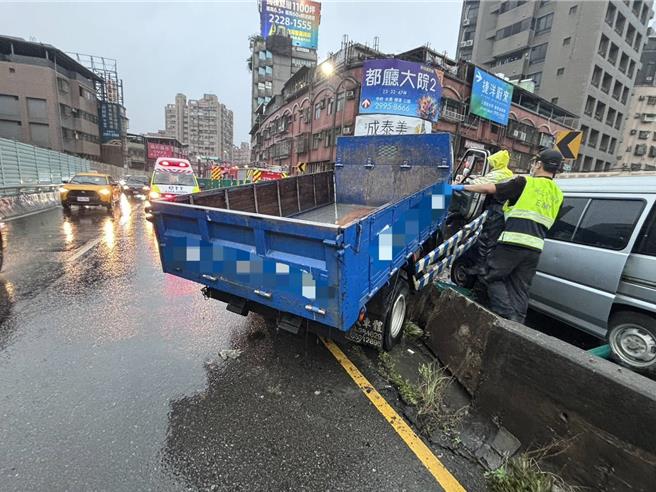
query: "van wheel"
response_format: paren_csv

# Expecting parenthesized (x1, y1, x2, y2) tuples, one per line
(451, 257, 476, 289)
(608, 311, 656, 373)
(383, 280, 409, 350)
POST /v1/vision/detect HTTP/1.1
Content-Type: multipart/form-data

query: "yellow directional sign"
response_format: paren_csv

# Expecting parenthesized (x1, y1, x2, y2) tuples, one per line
(555, 130, 583, 160)
(298, 162, 307, 173)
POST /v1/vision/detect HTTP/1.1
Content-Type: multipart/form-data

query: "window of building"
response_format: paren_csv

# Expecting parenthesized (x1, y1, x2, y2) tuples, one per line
(529, 43, 548, 64)
(314, 102, 322, 120)
(595, 101, 606, 121)
(648, 96, 656, 105)
(615, 12, 626, 36)
(0, 119, 21, 140)
(600, 134, 610, 151)
(527, 71, 542, 87)
(634, 33, 643, 52)
(0, 94, 20, 119)
(551, 97, 559, 104)
(556, 67, 565, 76)
(650, 146, 656, 158)
(641, 3, 649, 24)
(616, 112, 624, 130)
(258, 51, 266, 60)
(608, 43, 619, 64)
(635, 143, 647, 155)
(591, 65, 602, 87)
(569, 5, 578, 15)
(626, 24, 636, 46)
(606, 107, 616, 127)
(312, 132, 321, 149)
(547, 197, 588, 242)
(588, 129, 599, 148)
(601, 72, 612, 93)
(622, 86, 630, 104)
(609, 137, 617, 154)
(26, 98, 47, 120)
(594, 159, 605, 171)
(336, 92, 345, 112)
(639, 130, 650, 139)
(619, 53, 629, 74)
(633, 0, 643, 17)
(57, 78, 70, 94)
(535, 13, 554, 33)
(628, 59, 636, 79)
(266, 50, 273, 59)
(598, 34, 609, 57)
(496, 18, 533, 40)
(498, 0, 528, 14)
(606, 2, 617, 26)
(573, 199, 644, 250)
(29, 122, 49, 147)
(612, 80, 623, 100)
(563, 37, 571, 46)
(580, 125, 589, 145)
(584, 95, 595, 116)
(257, 82, 265, 92)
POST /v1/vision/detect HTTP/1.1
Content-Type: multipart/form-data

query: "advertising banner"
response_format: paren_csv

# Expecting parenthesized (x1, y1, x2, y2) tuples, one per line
(147, 143, 175, 159)
(260, 0, 321, 50)
(98, 102, 121, 142)
(354, 114, 431, 136)
(470, 67, 514, 126)
(359, 59, 443, 122)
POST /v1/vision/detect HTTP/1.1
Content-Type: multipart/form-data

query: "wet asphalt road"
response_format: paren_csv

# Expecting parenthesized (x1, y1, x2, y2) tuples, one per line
(0, 199, 482, 491)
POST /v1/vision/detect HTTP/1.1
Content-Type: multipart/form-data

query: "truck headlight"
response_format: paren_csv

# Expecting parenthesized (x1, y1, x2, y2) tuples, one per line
(99, 188, 111, 196)
(58, 187, 68, 193)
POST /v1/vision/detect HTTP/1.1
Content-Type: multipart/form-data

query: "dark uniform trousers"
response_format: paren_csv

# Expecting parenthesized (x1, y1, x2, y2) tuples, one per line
(482, 244, 540, 323)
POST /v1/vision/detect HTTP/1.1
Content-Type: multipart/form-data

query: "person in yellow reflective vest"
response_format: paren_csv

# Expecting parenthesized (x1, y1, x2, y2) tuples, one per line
(451, 149, 564, 323)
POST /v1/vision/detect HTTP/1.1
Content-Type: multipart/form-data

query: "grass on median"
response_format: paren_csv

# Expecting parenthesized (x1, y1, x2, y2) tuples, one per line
(378, 352, 420, 406)
(485, 441, 579, 492)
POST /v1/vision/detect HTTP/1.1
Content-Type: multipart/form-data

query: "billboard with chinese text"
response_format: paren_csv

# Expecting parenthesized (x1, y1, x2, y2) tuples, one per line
(147, 143, 175, 159)
(359, 59, 443, 122)
(98, 102, 121, 142)
(260, 0, 321, 50)
(354, 114, 431, 136)
(470, 67, 513, 126)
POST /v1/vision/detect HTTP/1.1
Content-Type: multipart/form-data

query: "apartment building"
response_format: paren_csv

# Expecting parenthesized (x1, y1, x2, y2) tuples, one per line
(457, 0, 654, 171)
(165, 93, 234, 161)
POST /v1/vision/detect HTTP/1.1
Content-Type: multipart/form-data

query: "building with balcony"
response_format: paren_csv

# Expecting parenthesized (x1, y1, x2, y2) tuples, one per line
(248, 34, 317, 126)
(164, 93, 233, 162)
(232, 141, 251, 167)
(457, 0, 654, 171)
(250, 43, 576, 174)
(0, 35, 102, 160)
(619, 34, 656, 170)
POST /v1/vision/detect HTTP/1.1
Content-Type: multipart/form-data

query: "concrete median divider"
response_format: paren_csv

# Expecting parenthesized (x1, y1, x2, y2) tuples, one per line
(0, 189, 60, 220)
(410, 286, 656, 491)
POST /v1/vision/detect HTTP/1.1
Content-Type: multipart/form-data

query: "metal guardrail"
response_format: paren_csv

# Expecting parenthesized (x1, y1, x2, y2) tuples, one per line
(0, 184, 61, 197)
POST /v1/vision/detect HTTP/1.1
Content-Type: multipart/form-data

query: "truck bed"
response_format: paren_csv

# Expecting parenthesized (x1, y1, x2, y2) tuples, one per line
(153, 134, 453, 332)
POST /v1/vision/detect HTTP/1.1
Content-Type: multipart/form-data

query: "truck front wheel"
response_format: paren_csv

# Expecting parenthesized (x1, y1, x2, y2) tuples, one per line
(383, 280, 409, 350)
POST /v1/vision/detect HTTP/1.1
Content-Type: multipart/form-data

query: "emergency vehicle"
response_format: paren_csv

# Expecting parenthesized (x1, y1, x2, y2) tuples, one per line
(149, 158, 200, 201)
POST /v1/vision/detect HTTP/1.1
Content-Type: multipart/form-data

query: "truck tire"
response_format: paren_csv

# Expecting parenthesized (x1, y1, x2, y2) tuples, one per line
(383, 280, 409, 350)
(608, 311, 656, 373)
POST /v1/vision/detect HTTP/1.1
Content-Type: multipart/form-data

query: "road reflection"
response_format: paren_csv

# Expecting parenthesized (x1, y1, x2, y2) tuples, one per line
(0, 278, 17, 350)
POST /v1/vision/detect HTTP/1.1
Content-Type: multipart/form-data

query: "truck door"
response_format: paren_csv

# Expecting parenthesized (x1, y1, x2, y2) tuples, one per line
(450, 148, 490, 221)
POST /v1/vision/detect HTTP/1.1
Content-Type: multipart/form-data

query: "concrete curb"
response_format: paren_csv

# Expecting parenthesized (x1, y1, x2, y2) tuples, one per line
(412, 286, 656, 491)
(0, 191, 60, 220)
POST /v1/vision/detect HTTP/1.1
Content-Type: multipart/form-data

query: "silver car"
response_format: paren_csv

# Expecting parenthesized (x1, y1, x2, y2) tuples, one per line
(530, 176, 656, 372)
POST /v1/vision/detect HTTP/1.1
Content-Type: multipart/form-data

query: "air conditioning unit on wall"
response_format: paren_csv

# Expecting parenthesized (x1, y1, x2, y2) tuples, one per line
(343, 126, 353, 135)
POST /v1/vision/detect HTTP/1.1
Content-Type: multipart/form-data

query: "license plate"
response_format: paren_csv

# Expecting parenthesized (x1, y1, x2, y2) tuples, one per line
(77, 197, 90, 202)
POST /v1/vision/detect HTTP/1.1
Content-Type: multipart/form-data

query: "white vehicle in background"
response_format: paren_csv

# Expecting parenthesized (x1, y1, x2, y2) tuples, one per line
(148, 158, 199, 202)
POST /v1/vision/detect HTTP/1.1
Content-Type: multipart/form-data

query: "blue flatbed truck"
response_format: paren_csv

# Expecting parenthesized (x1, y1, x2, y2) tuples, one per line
(151, 134, 485, 349)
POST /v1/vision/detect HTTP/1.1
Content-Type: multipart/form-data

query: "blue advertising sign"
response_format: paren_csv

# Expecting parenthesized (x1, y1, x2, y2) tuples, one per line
(99, 102, 121, 142)
(260, 0, 321, 50)
(359, 59, 443, 122)
(470, 67, 514, 126)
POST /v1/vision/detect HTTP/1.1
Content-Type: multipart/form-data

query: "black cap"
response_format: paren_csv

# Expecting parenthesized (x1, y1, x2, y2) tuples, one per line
(537, 149, 563, 172)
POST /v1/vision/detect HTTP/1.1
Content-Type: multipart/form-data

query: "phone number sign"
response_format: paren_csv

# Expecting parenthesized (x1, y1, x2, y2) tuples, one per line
(260, 0, 321, 49)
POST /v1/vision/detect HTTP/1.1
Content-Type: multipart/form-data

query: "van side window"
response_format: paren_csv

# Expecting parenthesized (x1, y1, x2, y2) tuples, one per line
(634, 205, 656, 256)
(547, 197, 588, 241)
(572, 199, 644, 250)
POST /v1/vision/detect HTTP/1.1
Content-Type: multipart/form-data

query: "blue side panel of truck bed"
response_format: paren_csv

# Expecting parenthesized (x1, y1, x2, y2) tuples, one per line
(153, 133, 453, 332)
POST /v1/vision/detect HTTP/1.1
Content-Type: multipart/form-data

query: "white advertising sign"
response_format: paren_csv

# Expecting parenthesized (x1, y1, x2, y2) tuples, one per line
(354, 114, 431, 137)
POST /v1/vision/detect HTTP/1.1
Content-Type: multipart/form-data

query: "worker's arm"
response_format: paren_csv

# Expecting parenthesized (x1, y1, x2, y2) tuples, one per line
(451, 183, 497, 194)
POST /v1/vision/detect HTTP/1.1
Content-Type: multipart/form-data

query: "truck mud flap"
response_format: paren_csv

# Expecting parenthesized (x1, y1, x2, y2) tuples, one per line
(413, 211, 487, 290)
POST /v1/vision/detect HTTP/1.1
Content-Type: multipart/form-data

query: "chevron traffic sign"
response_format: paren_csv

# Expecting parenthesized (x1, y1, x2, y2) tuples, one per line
(555, 130, 583, 159)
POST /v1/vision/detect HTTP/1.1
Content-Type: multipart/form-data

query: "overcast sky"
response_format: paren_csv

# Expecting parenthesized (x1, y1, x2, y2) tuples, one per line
(2, 1, 462, 143)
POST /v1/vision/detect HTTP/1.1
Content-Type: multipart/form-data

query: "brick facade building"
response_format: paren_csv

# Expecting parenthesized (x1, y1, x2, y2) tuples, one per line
(250, 44, 577, 174)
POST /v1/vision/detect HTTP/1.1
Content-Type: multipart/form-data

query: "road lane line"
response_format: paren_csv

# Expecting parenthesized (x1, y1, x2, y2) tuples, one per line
(68, 237, 102, 262)
(321, 338, 466, 492)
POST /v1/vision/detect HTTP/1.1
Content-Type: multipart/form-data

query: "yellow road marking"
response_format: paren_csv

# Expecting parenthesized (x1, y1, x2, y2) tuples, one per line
(321, 338, 466, 492)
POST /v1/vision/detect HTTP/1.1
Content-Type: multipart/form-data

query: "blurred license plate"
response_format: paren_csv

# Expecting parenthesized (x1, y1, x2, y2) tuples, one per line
(77, 197, 90, 202)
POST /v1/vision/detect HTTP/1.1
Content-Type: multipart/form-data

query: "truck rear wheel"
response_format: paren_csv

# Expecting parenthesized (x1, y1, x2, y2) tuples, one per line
(383, 280, 409, 350)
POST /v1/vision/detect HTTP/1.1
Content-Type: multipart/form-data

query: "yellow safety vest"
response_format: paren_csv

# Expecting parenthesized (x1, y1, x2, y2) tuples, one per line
(499, 176, 563, 251)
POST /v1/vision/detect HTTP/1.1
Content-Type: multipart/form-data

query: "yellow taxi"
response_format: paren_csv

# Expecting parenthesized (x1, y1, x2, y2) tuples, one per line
(59, 172, 121, 212)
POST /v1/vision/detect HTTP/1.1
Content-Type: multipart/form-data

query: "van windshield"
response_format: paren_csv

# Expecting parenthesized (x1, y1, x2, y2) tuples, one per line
(153, 170, 196, 187)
